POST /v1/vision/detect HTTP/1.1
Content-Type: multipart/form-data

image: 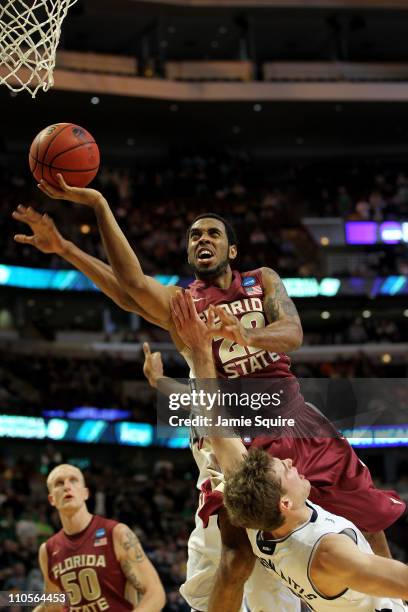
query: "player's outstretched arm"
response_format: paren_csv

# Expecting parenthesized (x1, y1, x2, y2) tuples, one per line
(37, 175, 177, 328)
(313, 532, 408, 599)
(32, 543, 65, 612)
(142, 342, 192, 402)
(113, 524, 165, 611)
(208, 508, 255, 612)
(207, 267, 303, 352)
(12, 205, 165, 323)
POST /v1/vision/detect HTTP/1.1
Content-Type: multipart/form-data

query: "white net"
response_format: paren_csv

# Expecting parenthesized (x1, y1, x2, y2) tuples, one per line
(0, 0, 78, 97)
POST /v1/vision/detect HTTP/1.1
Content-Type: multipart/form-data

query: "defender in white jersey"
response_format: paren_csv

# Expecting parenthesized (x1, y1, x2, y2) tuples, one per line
(209, 446, 408, 612)
(169, 292, 408, 612)
(246, 496, 406, 612)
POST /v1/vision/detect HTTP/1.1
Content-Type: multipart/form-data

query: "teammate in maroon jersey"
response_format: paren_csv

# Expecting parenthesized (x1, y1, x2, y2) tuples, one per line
(33, 463, 165, 612)
(14, 180, 405, 610)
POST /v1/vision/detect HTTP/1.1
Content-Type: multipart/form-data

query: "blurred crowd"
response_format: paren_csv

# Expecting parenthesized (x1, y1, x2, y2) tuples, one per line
(0, 449, 196, 611)
(303, 314, 405, 346)
(0, 344, 406, 420)
(2, 154, 408, 277)
(312, 168, 408, 220)
(2, 157, 312, 277)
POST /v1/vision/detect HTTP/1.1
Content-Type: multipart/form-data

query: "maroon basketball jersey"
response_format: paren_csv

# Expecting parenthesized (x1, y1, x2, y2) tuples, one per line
(46, 515, 134, 611)
(189, 268, 295, 380)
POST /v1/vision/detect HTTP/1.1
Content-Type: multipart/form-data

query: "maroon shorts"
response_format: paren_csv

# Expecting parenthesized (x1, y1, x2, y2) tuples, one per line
(199, 404, 406, 533)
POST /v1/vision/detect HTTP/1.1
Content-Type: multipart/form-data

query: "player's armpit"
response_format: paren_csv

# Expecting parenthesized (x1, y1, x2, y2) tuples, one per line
(208, 508, 255, 612)
(113, 524, 165, 611)
(313, 533, 408, 599)
(124, 275, 179, 329)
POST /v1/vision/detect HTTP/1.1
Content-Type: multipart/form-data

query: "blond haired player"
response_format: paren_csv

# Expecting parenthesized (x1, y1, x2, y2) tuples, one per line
(33, 463, 165, 612)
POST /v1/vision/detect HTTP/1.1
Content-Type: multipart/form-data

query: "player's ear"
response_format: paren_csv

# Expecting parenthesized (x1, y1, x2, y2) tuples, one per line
(228, 244, 237, 261)
(279, 495, 292, 515)
(84, 487, 90, 501)
(48, 493, 56, 507)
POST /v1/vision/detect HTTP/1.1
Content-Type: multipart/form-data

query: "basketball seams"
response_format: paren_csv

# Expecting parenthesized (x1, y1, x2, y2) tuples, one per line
(29, 134, 40, 175)
(34, 135, 40, 174)
(48, 140, 97, 167)
(28, 153, 99, 172)
(39, 124, 72, 180)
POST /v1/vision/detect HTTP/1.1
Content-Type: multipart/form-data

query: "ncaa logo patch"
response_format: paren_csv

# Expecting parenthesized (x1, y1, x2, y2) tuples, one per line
(94, 528, 107, 547)
(95, 528, 106, 538)
(242, 276, 256, 287)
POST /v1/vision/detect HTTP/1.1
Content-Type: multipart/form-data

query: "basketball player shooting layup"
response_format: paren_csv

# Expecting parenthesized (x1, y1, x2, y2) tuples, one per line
(168, 291, 408, 612)
(33, 463, 165, 612)
(13, 176, 406, 610)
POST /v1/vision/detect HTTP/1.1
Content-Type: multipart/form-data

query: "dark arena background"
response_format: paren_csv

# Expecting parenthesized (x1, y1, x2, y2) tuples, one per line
(0, 0, 408, 610)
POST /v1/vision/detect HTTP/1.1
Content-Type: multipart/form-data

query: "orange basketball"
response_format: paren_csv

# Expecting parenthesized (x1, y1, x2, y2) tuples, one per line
(29, 123, 100, 189)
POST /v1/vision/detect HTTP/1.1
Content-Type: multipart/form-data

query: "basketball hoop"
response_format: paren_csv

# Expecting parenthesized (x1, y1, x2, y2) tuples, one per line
(0, 0, 78, 98)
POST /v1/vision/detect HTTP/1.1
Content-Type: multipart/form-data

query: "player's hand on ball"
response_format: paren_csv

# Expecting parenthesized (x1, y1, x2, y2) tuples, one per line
(12, 205, 67, 255)
(171, 290, 213, 349)
(207, 306, 250, 346)
(142, 342, 164, 389)
(38, 173, 105, 209)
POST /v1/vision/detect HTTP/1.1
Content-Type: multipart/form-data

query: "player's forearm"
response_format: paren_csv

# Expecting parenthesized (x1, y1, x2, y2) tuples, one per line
(208, 563, 245, 612)
(60, 240, 137, 311)
(208, 578, 243, 612)
(351, 557, 408, 599)
(245, 319, 303, 353)
(191, 345, 216, 379)
(93, 197, 147, 292)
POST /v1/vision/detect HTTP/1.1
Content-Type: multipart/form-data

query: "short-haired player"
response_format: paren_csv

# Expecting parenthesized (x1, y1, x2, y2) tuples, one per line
(33, 463, 165, 612)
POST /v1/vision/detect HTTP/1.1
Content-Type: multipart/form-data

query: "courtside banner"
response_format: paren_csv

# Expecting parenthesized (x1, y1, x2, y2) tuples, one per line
(156, 378, 408, 439)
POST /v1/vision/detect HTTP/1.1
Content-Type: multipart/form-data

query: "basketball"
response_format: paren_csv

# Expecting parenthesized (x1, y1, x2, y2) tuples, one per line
(28, 123, 100, 189)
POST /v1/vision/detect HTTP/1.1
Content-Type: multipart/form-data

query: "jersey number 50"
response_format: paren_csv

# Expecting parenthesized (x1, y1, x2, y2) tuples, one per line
(61, 568, 101, 605)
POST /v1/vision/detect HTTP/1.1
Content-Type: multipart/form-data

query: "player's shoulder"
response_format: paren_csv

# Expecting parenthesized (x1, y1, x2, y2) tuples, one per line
(313, 532, 360, 576)
(240, 267, 280, 284)
(111, 522, 142, 556)
(46, 527, 64, 548)
(237, 268, 266, 287)
(112, 521, 127, 531)
(93, 514, 119, 533)
(258, 266, 280, 279)
(240, 267, 263, 279)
